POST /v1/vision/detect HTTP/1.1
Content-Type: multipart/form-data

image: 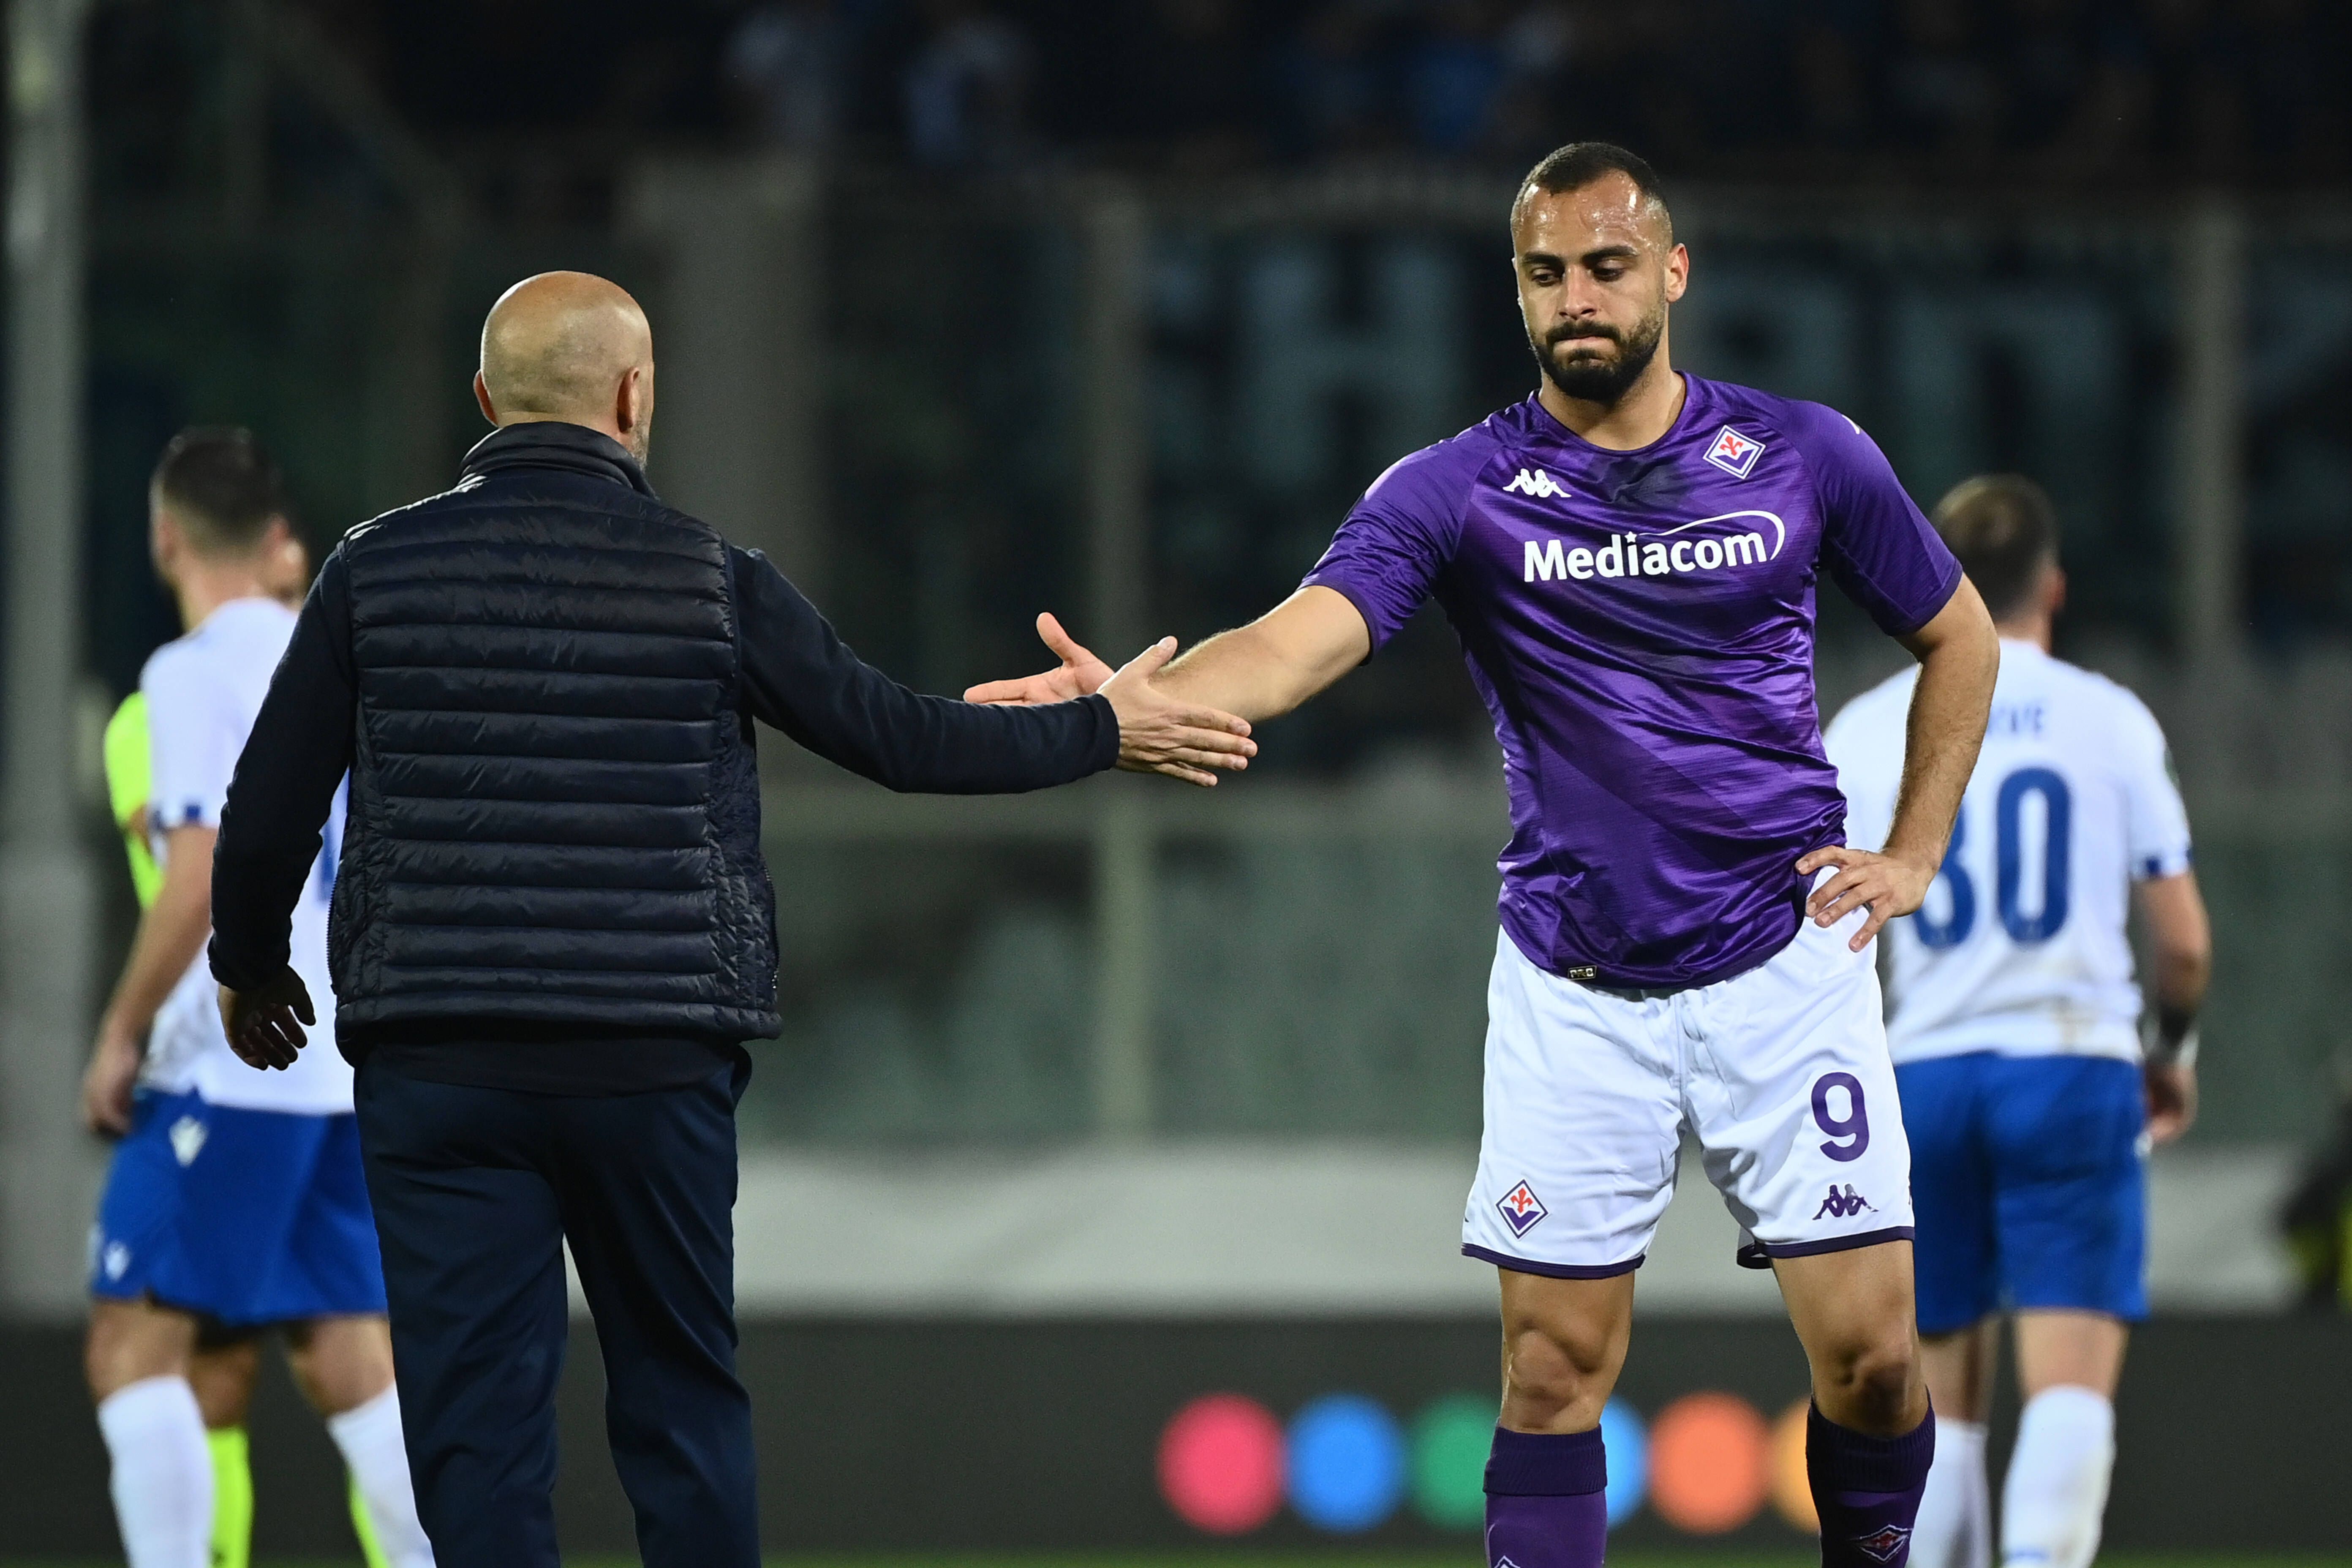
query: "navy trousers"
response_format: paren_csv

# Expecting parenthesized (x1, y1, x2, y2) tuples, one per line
(353, 1057, 757, 1568)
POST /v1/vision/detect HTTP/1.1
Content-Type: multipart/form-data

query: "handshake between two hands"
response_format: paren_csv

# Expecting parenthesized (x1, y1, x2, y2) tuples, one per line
(964, 612, 1258, 789)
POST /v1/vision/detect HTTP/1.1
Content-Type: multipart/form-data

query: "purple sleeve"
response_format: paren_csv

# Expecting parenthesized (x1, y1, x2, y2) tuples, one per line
(1799, 406, 1965, 637)
(1300, 441, 1477, 653)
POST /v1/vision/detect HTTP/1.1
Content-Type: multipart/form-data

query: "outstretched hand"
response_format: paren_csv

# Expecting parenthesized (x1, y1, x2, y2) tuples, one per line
(1794, 844, 1938, 953)
(1100, 637, 1255, 787)
(218, 968, 318, 1072)
(965, 613, 1112, 706)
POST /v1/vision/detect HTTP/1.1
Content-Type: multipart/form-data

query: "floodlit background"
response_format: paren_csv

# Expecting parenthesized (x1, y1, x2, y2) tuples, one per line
(2, 0, 2350, 1561)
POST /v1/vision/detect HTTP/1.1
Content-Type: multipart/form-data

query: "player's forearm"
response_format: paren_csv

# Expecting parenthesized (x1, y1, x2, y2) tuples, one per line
(2140, 872, 2212, 1048)
(1882, 596, 1999, 870)
(101, 841, 214, 1040)
(1156, 625, 1316, 722)
(1158, 588, 1369, 723)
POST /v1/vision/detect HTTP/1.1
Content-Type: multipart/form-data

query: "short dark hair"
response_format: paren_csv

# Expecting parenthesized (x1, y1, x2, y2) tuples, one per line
(1514, 142, 1672, 241)
(1933, 474, 2059, 620)
(151, 427, 288, 555)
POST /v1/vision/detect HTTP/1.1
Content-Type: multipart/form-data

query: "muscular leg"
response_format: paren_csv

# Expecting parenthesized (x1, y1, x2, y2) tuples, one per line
(1777, 1242, 1936, 1567)
(1498, 1269, 1636, 1432)
(1778, 1239, 1927, 1435)
(188, 1339, 261, 1568)
(1913, 1321, 1998, 1568)
(2000, 1311, 2126, 1568)
(1484, 1269, 1635, 1568)
(286, 1315, 434, 1568)
(87, 1298, 212, 1568)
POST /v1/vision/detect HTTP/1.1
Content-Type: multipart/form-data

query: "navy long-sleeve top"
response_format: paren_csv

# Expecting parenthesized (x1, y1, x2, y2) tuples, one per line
(210, 425, 1114, 1092)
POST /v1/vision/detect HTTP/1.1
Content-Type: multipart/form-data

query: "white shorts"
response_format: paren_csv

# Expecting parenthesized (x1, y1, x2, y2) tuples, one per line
(1462, 905, 1913, 1279)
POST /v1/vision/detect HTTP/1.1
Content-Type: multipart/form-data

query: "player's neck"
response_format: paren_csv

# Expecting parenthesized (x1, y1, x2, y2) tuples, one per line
(174, 560, 273, 632)
(1995, 617, 2053, 653)
(1536, 356, 1687, 452)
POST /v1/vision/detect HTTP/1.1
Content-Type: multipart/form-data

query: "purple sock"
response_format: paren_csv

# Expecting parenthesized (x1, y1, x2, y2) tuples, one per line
(1806, 1404, 1936, 1568)
(1484, 1426, 1607, 1568)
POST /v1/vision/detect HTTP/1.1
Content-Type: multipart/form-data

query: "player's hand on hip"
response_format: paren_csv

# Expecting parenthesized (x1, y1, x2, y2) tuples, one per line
(80, 1023, 143, 1138)
(1102, 636, 1256, 787)
(1795, 844, 1936, 953)
(964, 612, 1113, 706)
(217, 968, 316, 1072)
(2143, 1060, 2198, 1144)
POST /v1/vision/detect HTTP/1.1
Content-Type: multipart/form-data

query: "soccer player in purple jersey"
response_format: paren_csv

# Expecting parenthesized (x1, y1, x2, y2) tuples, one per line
(971, 143, 1999, 1567)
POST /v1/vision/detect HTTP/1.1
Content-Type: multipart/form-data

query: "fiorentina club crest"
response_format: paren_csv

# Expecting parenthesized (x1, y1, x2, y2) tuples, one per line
(1497, 1179, 1548, 1237)
(1703, 424, 1765, 479)
(1854, 1524, 1913, 1563)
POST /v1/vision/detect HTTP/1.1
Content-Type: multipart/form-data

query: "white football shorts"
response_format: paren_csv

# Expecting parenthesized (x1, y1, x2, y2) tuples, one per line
(1462, 898, 1913, 1278)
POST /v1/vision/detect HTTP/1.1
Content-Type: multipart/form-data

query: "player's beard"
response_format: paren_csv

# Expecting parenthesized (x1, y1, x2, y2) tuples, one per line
(628, 413, 653, 468)
(1532, 300, 1666, 408)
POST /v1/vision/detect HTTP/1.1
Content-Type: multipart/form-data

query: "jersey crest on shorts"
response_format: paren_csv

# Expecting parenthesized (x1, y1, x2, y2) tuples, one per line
(1497, 1179, 1548, 1237)
(1703, 425, 1765, 479)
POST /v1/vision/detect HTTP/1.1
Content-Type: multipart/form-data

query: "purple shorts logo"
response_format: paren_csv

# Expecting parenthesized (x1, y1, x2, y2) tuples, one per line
(1854, 1524, 1912, 1562)
(1497, 1179, 1548, 1237)
(1811, 1183, 1876, 1220)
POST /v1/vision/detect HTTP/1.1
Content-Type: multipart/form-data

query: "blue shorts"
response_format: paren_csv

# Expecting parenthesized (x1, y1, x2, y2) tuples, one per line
(90, 1089, 387, 1327)
(1896, 1052, 2148, 1335)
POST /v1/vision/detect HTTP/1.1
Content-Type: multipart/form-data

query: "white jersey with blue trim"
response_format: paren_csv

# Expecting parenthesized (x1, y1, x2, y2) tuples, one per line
(1824, 639, 2192, 1066)
(141, 597, 350, 1113)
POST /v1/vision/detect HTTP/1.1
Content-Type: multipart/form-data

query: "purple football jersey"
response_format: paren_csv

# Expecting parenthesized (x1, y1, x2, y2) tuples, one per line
(1303, 375, 1963, 989)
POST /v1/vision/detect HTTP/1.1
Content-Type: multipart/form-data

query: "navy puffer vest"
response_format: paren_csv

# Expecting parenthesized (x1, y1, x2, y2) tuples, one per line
(327, 425, 781, 1040)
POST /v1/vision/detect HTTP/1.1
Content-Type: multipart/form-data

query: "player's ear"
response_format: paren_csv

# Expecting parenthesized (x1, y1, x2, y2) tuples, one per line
(618, 362, 650, 436)
(1663, 242, 1690, 304)
(149, 503, 183, 582)
(473, 370, 499, 427)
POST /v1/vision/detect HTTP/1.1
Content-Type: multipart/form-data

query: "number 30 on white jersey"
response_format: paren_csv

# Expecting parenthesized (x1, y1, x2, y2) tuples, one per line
(1824, 640, 2193, 1066)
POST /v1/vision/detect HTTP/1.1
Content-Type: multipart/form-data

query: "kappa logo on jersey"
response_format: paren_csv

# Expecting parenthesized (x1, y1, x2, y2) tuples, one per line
(168, 1114, 208, 1168)
(102, 1241, 131, 1282)
(1854, 1524, 1912, 1563)
(1812, 1182, 1876, 1220)
(1503, 468, 1570, 499)
(1497, 1179, 1548, 1237)
(1703, 425, 1765, 479)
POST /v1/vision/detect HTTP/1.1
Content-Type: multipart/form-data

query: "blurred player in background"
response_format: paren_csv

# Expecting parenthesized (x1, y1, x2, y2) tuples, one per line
(101, 528, 395, 1568)
(973, 142, 2001, 1568)
(79, 428, 433, 1568)
(1827, 476, 2212, 1568)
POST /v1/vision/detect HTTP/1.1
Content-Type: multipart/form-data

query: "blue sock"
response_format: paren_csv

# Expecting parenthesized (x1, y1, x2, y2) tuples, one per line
(1484, 1426, 1608, 1568)
(1807, 1404, 1937, 1568)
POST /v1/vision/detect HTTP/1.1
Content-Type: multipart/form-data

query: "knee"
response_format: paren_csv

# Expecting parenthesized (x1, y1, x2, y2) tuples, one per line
(1502, 1321, 1616, 1430)
(84, 1310, 187, 1402)
(1818, 1326, 1922, 1434)
(284, 1320, 396, 1416)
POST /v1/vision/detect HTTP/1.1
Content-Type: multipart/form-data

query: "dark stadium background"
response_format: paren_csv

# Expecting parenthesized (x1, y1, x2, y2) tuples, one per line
(3, 1, 2350, 1562)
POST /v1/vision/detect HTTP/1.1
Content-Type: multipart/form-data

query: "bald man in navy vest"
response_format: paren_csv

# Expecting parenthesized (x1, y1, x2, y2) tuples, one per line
(207, 272, 1256, 1567)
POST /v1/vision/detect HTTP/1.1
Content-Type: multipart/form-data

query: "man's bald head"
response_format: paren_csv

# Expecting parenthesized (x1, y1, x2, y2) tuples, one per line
(476, 272, 657, 460)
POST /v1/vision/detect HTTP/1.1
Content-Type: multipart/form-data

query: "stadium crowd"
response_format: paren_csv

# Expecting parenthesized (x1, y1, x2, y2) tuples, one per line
(91, 0, 2348, 204)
